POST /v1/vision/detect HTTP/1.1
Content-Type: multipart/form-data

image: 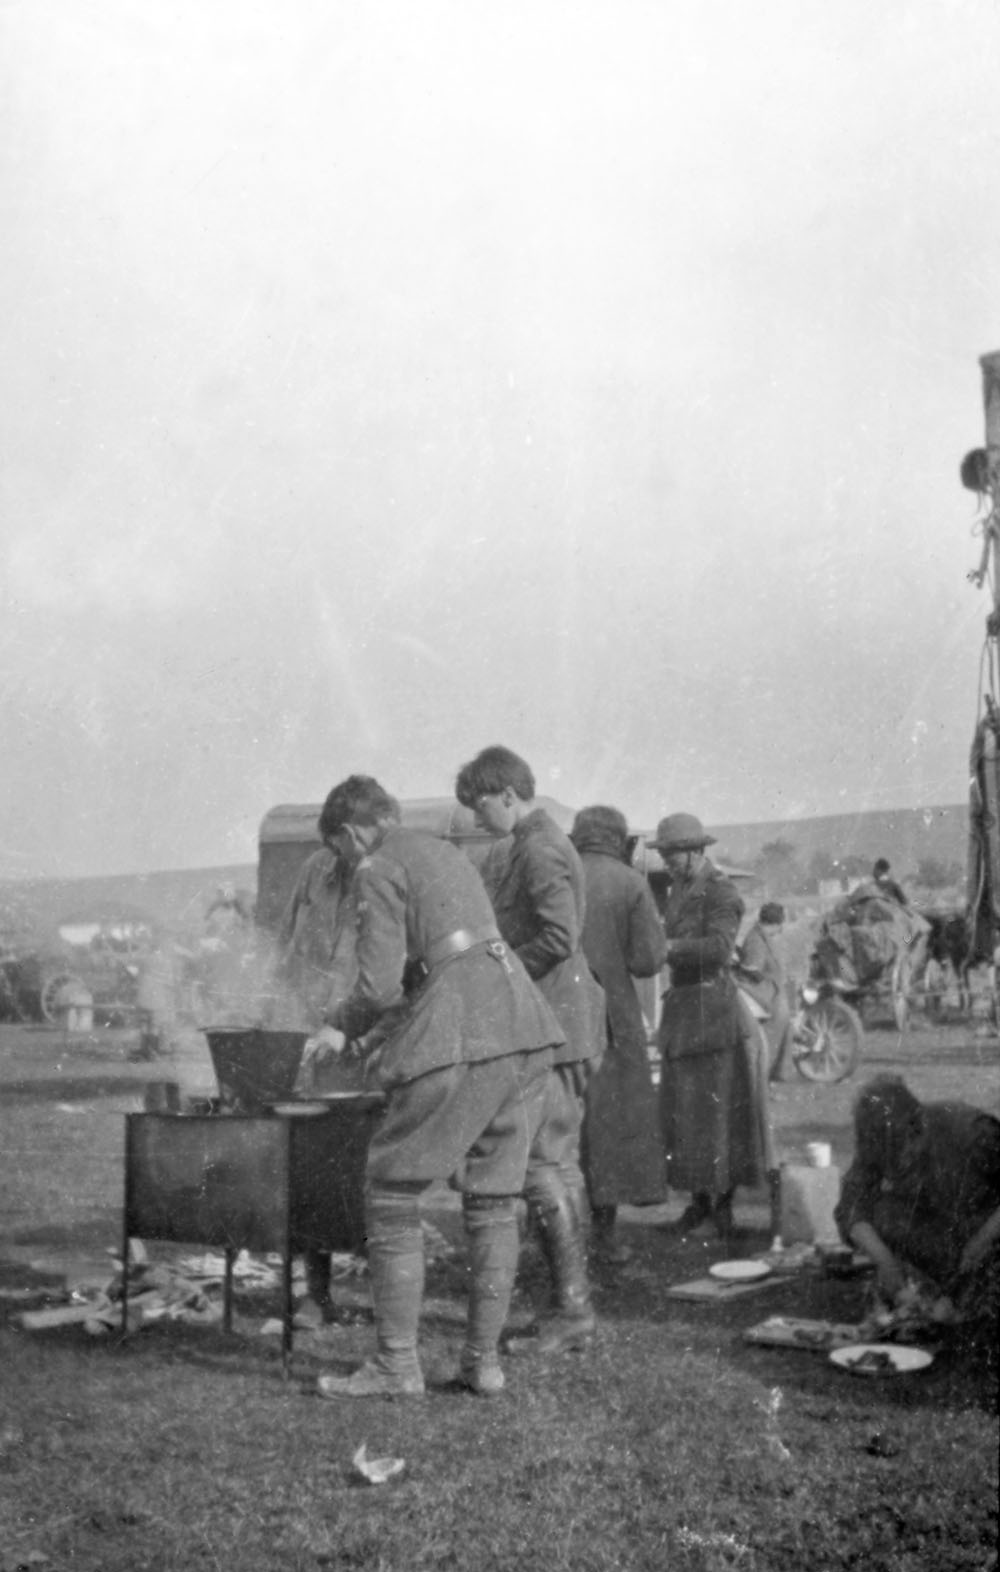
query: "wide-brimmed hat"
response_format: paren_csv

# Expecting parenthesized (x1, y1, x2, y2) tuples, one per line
(646, 812, 716, 853)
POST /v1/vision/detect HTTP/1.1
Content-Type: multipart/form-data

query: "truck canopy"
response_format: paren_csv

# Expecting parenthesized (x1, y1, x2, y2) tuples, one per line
(257, 795, 576, 932)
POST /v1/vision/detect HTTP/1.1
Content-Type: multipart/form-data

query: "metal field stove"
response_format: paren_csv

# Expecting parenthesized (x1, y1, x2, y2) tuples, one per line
(121, 1028, 383, 1372)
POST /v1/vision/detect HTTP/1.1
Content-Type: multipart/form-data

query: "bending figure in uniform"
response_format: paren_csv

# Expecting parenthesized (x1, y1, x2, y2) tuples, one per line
(311, 775, 562, 1399)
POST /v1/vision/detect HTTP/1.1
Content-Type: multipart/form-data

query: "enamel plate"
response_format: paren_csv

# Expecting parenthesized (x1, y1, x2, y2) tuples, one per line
(829, 1343, 934, 1376)
(708, 1259, 772, 1283)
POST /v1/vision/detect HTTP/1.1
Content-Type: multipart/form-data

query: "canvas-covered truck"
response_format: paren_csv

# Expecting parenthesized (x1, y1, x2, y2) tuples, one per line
(256, 793, 698, 1052)
(256, 795, 576, 935)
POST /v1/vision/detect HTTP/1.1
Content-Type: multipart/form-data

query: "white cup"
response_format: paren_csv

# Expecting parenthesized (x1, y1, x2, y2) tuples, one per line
(806, 1141, 832, 1168)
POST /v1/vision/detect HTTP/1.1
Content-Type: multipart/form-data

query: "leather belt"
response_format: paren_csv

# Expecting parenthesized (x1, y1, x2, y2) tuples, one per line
(424, 925, 503, 970)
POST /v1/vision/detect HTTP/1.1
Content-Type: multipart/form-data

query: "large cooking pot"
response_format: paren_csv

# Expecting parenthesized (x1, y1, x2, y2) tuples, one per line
(203, 1027, 309, 1113)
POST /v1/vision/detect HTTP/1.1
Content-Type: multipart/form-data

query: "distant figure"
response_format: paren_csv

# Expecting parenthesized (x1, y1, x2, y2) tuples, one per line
(570, 805, 667, 1263)
(198, 884, 257, 1024)
(871, 858, 909, 909)
(736, 903, 793, 1083)
(277, 844, 360, 1030)
(202, 883, 254, 955)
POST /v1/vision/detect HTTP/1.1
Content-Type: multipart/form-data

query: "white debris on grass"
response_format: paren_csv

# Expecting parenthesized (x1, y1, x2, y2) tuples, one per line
(754, 1385, 792, 1462)
(677, 1527, 751, 1559)
(351, 1442, 405, 1486)
(176, 1249, 281, 1288)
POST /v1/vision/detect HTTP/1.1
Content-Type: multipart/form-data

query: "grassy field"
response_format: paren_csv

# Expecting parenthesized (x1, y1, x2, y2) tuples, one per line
(0, 1019, 997, 1572)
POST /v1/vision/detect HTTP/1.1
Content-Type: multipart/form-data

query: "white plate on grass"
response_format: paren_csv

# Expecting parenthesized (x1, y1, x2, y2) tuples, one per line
(708, 1260, 772, 1283)
(829, 1343, 933, 1376)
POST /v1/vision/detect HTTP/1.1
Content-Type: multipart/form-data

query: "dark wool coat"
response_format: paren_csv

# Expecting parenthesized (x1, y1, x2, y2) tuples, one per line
(488, 808, 606, 1069)
(835, 1098, 1000, 1317)
(657, 861, 769, 1193)
(577, 843, 668, 1206)
(332, 826, 564, 1089)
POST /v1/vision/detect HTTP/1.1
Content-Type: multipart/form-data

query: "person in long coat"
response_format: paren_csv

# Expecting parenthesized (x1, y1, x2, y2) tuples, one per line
(651, 813, 772, 1239)
(570, 806, 667, 1261)
(309, 775, 564, 1399)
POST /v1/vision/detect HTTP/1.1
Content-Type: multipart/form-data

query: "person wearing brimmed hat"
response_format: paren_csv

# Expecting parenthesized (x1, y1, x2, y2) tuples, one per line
(648, 812, 771, 1240)
(736, 902, 793, 1084)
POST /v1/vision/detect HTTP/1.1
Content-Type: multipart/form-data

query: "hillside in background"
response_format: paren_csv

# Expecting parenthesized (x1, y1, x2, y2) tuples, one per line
(0, 801, 968, 942)
(707, 802, 967, 878)
(0, 864, 256, 947)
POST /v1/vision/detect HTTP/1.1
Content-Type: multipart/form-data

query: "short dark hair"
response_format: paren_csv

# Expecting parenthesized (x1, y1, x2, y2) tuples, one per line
(318, 775, 398, 839)
(873, 858, 891, 878)
(571, 805, 629, 858)
(759, 902, 785, 926)
(852, 1074, 923, 1172)
(455, 746, 536, 806)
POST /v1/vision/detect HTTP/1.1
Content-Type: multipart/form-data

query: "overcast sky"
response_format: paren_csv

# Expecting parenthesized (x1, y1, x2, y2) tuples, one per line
(2, 0, 998, 879)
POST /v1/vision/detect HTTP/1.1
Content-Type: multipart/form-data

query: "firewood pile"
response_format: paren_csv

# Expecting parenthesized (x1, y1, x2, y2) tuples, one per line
(10, 1222, 455, 1338)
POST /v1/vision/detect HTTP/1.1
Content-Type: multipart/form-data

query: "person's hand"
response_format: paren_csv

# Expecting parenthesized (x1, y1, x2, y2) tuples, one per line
(958, 1230, 991, 1276)
(875, 1257, 907, 1302)
(302, 1026, 347, 1068)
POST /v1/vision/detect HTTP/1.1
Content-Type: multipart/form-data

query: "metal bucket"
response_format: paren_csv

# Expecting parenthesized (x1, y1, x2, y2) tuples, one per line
(203, 1027, 309, 1113)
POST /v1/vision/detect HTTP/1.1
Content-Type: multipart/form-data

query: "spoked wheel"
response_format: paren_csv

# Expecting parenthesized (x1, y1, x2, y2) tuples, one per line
(792, 997, 863, 1083)
(39, 971, 87, 1024)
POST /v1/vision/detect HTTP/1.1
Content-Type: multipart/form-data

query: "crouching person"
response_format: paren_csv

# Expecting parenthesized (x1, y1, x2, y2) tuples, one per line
(312, 775, 563, 1399)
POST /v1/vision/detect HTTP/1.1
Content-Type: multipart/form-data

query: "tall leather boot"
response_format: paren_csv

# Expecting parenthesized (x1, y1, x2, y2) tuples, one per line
(712, 1189, 735, 1243)
(296, 1248, 333, 1327)
(317, 1189, 425, 1398)
(590, 1203, 632, 1266)
(512, 1179, 596, 1355)
(459, 1195, 519, 1396)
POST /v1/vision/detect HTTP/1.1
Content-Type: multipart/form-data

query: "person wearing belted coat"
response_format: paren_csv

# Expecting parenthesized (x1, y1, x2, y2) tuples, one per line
(309, 775, 564, 1400)
(651, 813, 774, 1240)
(456, 746, 606, 1356)
(570, 805, 668, 1263)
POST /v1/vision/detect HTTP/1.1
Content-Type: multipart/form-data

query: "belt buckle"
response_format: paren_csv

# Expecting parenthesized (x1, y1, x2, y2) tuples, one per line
(487, 939, 513, 976)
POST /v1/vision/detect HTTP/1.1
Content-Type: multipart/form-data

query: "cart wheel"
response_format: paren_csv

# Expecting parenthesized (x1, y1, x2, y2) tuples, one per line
(39, 971, 87, 1024)
(793, 998, 863, 1084)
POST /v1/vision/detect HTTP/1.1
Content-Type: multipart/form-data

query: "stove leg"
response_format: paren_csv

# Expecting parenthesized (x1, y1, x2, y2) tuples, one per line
(281, 1248, 293, 1378)
(121, 1232, 130, 1336)
(223, 1248, 234, 1333)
